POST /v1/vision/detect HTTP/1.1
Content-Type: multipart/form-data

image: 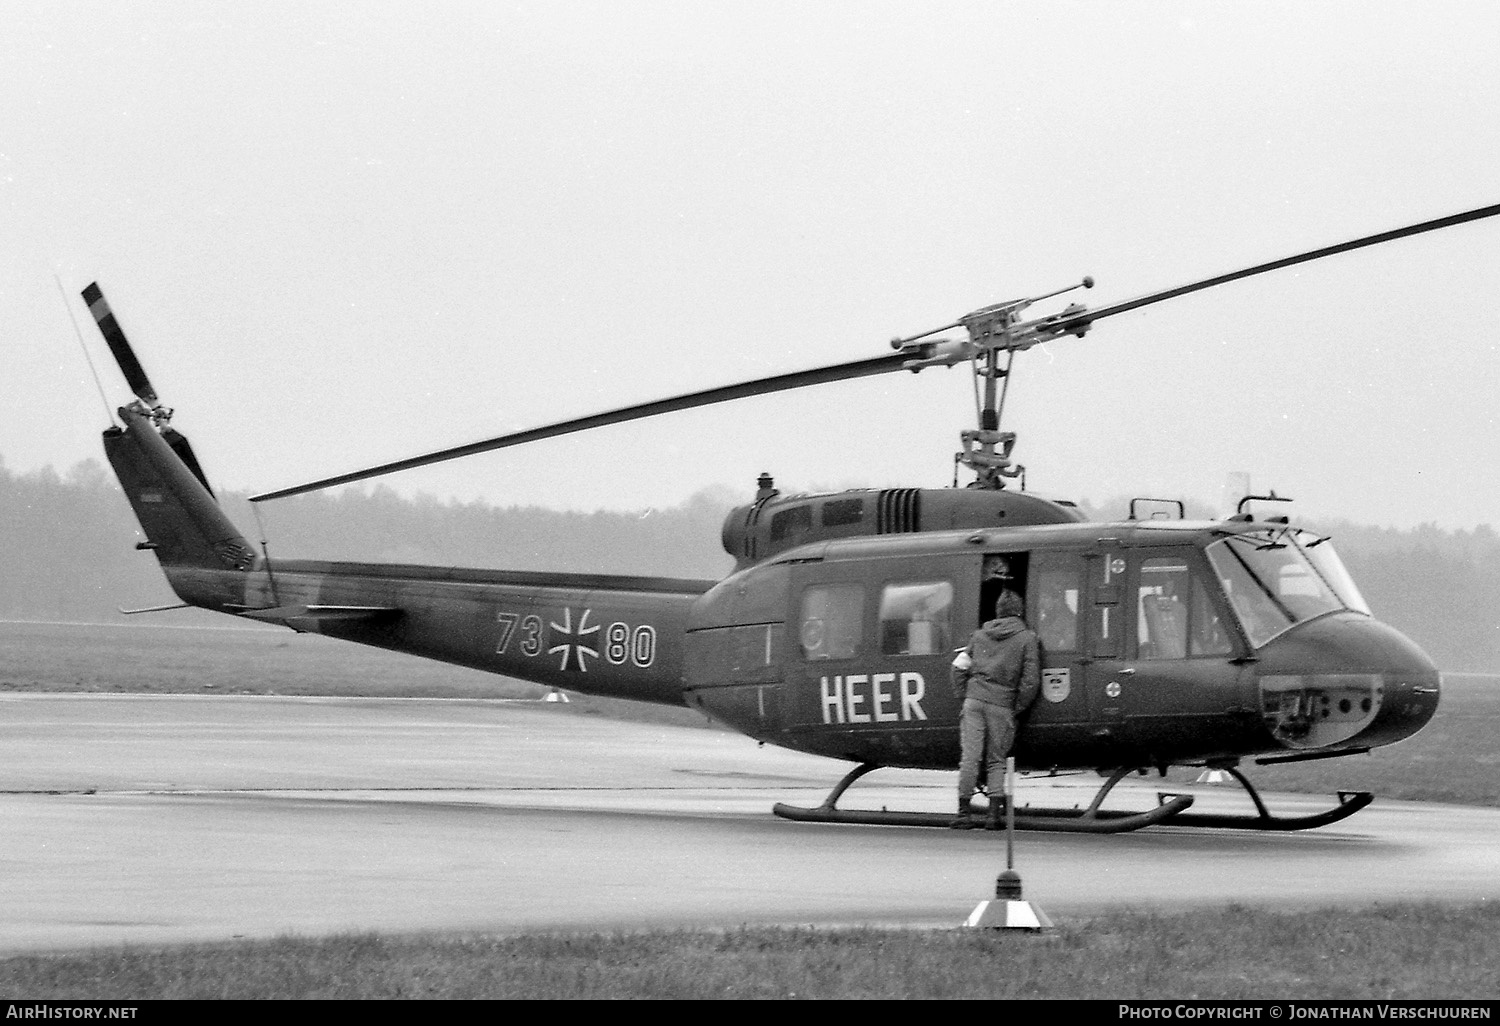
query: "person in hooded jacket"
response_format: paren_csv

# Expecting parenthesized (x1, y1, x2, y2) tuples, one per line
(950, 588, 1041, 829)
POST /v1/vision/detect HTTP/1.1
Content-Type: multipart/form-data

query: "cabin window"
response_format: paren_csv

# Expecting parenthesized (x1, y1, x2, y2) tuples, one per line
(877, 581, 953, 656)
(821, 498, 865, 527)
(1034, 566, 1081, 653)
(770, 504, 812, 542)
(799, 584, 864, 660)
(1136, 557, 1232, 659)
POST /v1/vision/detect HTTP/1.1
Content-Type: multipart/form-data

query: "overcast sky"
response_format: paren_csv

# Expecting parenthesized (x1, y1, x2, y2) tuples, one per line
(6, 1, 1499, 531)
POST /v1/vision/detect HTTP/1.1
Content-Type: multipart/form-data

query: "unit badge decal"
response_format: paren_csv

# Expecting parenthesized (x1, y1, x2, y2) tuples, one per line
(1042, 668, 1071, 704)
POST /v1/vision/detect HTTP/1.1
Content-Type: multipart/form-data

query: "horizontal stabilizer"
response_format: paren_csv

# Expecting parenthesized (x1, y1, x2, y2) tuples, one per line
(231, 604, 402, 624)
(118, 602, 193, 615)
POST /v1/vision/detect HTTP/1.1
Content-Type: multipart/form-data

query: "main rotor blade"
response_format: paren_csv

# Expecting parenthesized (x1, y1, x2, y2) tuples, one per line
(252, 200, 1500, 502)
(81, 282, 159, 407)
(1050, 201, 1500, 335)
(251, 351, 912, 501)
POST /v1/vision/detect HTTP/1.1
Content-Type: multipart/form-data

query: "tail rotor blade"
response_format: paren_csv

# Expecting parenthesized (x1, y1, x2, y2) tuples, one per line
(81, 282, 160, 407)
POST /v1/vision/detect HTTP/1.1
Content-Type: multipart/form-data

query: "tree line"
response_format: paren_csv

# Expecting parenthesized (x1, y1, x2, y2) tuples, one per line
(0, 457, 735, 624)
(3, 457, 1497, 671)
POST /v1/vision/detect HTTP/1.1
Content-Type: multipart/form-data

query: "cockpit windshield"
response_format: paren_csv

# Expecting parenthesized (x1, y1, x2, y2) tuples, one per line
(1205, 529, 1371, 648)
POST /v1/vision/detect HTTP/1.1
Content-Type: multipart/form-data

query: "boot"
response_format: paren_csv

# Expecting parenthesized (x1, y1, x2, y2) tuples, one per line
(949, 797, 979, 830)
(984, 796, 1005, 831)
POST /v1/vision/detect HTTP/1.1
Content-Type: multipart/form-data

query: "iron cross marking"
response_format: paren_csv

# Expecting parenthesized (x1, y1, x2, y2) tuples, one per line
(548, 607, 600, 672)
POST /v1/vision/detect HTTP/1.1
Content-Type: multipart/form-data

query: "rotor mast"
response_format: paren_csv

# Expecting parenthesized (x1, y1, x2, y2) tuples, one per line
(891, 277, 1094, 490)
(964, 346, 1018, 490)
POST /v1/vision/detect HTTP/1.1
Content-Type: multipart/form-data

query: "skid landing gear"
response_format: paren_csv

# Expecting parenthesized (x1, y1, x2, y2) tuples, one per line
(772, 763, 1194, 834)
(1166, 766, 1373, 831)
(771, 763, 1373, 833)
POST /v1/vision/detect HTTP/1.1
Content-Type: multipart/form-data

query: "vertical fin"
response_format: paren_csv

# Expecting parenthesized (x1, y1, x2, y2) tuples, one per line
(103, 407, 254, 571)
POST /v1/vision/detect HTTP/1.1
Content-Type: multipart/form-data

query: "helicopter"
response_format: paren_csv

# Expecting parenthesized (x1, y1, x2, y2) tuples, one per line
(84, 202, 1499, 833)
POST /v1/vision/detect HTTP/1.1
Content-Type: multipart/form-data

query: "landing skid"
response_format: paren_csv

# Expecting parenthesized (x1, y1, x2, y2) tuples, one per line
(771, 763, 1373, 834)
(1164, 766, 1373, 831)
(772, 763, 1193, 834)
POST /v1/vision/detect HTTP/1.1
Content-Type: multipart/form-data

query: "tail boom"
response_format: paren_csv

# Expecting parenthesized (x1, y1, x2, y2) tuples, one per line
(105, 405, 706, 704)
(229, 560, 710, 706)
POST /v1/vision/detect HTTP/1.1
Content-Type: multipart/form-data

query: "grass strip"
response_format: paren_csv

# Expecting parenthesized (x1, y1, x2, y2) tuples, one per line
(2, 902, 1496, 1000)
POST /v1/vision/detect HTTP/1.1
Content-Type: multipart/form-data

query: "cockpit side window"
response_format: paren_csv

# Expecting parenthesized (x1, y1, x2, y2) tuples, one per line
(1137, 558, 1189, 659)
(1189, 574, 1232, 656)
(1136, 556, 1232, 659)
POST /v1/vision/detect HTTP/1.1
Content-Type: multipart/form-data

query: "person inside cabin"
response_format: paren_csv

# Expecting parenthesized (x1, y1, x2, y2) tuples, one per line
(949, 586, 1041, 830)
(1036, 582, 1077, 652)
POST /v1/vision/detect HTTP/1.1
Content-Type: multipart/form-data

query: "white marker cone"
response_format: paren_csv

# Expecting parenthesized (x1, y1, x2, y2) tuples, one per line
(963, 757, 1052, 931)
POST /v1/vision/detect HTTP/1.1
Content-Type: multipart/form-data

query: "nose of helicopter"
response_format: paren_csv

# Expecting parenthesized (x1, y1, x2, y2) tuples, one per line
(1252, 613, 1440, 753)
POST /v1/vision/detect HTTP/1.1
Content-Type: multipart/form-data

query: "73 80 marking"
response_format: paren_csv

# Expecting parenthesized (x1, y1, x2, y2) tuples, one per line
(495, 607, 656, 671)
